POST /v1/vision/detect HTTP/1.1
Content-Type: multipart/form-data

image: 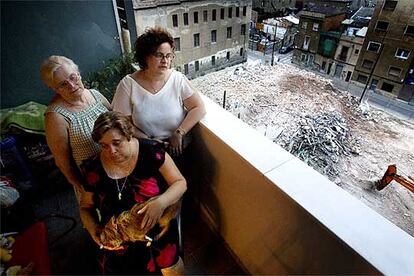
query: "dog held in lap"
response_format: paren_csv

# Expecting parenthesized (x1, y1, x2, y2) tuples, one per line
(100, 198, 180, 248)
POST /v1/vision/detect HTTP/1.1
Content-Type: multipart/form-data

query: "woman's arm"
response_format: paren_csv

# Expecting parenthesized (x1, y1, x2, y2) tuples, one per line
(139, 153, 187, 229)
(169, 80, 206, 155)
(96, 91, 111, 110)
(45, 112, 84, 190)
(79, 191, 102, 246)
(180, 79, 206, 133)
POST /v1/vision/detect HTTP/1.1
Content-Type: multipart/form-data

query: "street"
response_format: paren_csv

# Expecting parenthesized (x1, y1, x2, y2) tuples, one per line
(246, 49, 414, 121)
(247, 49, 293, 65)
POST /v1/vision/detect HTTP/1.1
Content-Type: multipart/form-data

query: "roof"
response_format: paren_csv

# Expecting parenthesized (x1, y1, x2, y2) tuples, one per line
(350, 6, 374, 27)
(356, 26, 367, 37)
(283, 15, 299, 25)
(301, 4, 345, 17)
(132, 0, 203, 9)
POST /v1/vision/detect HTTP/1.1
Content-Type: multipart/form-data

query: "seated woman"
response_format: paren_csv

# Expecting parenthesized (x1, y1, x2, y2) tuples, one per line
(112, 26, 206, 157)
(79, 111, 186, 275)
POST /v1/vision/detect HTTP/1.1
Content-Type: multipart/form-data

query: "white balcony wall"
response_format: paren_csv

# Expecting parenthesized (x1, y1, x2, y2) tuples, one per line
(189, 95, 414, 275)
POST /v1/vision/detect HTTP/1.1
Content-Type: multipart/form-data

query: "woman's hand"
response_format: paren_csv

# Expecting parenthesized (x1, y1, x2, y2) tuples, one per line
(168, 132, 183, 156)
(138, 197, 166, 230)
(89, 226, 125, 251)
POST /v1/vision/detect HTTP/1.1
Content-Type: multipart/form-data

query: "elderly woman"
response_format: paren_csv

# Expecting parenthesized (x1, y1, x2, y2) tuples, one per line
(112, 27, 206, 157)
(79, 111, 186, 275)
(41, 55, 110, 193)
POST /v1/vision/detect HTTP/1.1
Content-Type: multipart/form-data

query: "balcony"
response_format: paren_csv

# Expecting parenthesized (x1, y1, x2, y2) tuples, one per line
(2, 96, 414, 275)
(185, 95, 414, 274)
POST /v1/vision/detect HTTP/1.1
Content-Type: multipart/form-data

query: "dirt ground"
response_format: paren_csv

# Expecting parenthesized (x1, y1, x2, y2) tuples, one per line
(192, 61, 414, 237)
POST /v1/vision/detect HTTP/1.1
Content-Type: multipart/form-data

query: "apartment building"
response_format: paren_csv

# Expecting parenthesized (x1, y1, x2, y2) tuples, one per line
(352, 0, 414, 102)
(252, 0, 297, 19)
(132, 0, 252, 78)
(331, 6, 374, 81)
(292, 5, 345, 68)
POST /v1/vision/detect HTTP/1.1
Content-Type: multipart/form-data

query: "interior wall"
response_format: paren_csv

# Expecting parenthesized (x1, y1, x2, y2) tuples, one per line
(1, 1, 122, 108)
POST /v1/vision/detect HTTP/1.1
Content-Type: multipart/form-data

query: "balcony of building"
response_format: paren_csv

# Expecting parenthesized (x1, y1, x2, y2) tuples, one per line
(4, 94, 413, 275)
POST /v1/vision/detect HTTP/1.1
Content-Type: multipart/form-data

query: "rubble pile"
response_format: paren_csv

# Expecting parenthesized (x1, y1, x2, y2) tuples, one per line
(193, 60, 414, 236)
(282, 112, 360, 180)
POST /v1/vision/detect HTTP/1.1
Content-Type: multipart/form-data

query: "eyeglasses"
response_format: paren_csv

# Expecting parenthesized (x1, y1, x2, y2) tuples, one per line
(55, 73, 80, 91)
(152, 52, 175, 61)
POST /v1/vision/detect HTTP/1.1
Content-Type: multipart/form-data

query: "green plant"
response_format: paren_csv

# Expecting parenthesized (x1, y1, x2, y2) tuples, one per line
(84, 52, 135, 101)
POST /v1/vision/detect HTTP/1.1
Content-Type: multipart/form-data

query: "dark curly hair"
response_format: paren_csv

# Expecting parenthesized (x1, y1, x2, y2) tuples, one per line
(134, 26, 174, 69)
(92, 111, 134, 142)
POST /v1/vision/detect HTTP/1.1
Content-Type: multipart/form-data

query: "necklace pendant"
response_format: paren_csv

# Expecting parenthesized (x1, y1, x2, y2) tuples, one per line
(118, 192, 122, 200)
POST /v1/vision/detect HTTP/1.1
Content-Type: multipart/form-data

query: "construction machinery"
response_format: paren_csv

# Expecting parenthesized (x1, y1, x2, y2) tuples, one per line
(375, 165, 414, 193)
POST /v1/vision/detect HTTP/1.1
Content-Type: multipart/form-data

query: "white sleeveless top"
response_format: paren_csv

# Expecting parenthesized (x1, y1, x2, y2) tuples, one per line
(112, 70, 193, 139)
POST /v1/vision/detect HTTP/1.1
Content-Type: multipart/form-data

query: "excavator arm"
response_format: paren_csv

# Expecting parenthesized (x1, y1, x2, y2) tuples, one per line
(376, 165, 414, 193)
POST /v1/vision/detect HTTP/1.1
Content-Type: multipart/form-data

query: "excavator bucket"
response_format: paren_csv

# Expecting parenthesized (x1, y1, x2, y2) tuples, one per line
(375, 165, 397, 191)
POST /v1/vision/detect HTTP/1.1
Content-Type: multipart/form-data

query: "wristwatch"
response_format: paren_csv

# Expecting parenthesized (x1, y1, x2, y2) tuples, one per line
(175, 127, 186, 136)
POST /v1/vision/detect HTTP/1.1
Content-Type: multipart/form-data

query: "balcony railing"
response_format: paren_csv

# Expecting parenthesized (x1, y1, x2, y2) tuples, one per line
(189, 95, 414, 275)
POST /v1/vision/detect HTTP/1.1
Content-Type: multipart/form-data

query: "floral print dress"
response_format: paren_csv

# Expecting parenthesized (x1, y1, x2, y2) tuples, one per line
(81, 139, 179, 275)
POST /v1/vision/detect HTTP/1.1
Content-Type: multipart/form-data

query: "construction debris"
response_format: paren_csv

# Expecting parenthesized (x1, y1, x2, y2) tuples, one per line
(282, 112, 360, 180)
(193, 61, 414, 237)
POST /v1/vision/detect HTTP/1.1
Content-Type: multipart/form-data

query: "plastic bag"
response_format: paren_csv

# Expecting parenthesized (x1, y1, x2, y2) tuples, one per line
(0, 177, 20, 208)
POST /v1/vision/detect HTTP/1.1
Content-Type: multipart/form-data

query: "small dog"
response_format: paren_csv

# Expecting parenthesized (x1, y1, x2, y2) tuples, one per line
(100, 198, 180, 248)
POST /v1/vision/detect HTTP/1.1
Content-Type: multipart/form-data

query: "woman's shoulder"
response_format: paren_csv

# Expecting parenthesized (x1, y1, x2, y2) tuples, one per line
(80, 155, 104, 186)
(138, 139, 166, 165)
(171, 69, 185, 80)
(45, 96, 67, 113)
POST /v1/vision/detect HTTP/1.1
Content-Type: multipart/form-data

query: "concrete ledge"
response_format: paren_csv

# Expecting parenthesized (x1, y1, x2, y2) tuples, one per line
(194, 94, 414, 274)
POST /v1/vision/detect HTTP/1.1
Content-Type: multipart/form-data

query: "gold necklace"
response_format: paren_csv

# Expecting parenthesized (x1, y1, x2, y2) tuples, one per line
(145, 72, 166, 93)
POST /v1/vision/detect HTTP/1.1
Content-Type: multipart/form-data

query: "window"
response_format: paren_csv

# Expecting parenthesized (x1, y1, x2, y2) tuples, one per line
(195, 60, 199, 71)
(203, 10, 208, 22)
(212, 9, 216, 21)
(226, 51, 230, 60)
(184, 64, 189, 75)
(303, 36, 310, 50)
(220, 8, 224, 19)
(367, 41, 381, 53)
(357, 74, 368, 84)
(375, 21, 389, 31)
(381, 82, 394, 92)
(388, 66, 402, 77)
(302, 21, 308, 29)
(354, 48, 360, 55)
(241, 24, 246, 35)
(172, 14, 178, 27)
(338, 46, 349, 61)
(228, 7, 232, 18)
(240, 47, 244, 56)
(395, 48, 410, 59)
(405, 25, 414, 36)
(243, 6, 247, 16)
(383, 0, 397, 11)
(370, 79, 378, 90)
(236, 7, 240, 17)
(362, 59, 374, 69)
(184, 13, 189, 25)
(194, 33, 200, 47)
(211, 30, 217, 43)
(312, 23, 319, 31)
(212, 55, 216, 66)
(194, 11, 199, 24)
(227, 27, 232, 38)
(174, 37, 180, 51)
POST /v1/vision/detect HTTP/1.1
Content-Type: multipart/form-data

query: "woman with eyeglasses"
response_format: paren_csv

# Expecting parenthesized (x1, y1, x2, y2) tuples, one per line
(41, 55, 110, 195)
(112, 27, 206, 158)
